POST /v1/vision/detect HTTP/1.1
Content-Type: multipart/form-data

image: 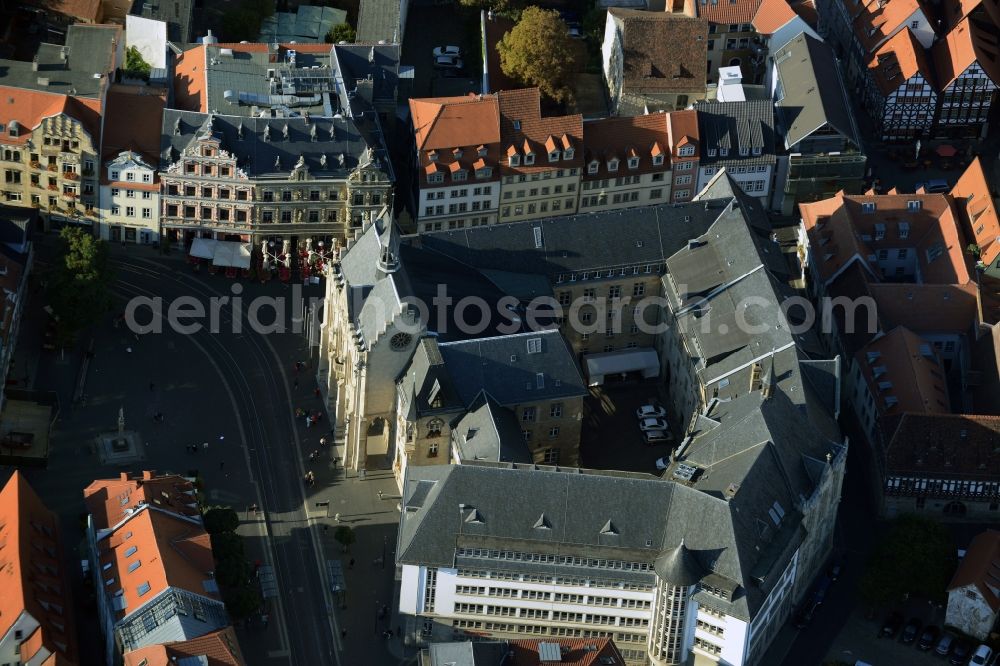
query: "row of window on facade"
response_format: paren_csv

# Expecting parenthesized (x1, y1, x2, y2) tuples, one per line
(452, 603, 652, 627)
(503, 182, 576, 198)
(501, 199, 577, 217)
(453, 585, 652, 608)
(455, 568, 654, 592)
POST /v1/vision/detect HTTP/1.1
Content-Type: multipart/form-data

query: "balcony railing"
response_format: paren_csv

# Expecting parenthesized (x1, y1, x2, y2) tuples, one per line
(63, 172, 79, 181)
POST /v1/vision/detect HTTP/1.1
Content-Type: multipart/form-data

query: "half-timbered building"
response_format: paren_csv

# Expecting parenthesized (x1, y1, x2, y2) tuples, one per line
(862, 28, 936, 141)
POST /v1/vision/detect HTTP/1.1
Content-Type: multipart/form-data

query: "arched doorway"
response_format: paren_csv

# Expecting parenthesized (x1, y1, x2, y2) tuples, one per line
(943, 501, 966, 516)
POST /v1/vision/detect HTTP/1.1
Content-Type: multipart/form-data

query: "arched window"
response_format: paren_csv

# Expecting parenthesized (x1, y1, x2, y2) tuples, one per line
(426, 418, 443, 438)
(728, 58, 741, 68)
(944, 501, 966, 516)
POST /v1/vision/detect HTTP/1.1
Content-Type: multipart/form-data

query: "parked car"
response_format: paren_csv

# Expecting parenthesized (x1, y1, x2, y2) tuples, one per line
(636, 404, 667, 419)
(645, 430, 672, 445)
(432, 45, 461, 57)
(970, 644, 993, 666)
(917, 625, 939, 651)
(433, 55, 463, 70)
(915, 178, 950, 193)
(879, 611, 903, 638)
(639, 417, 669, 432)
(949, 640, 970, 665)
(935, 632, 954, 657)
(900, 617, 921, 643)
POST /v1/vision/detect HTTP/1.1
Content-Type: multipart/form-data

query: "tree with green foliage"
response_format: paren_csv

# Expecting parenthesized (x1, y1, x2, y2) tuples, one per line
(124, 46, 152, 79)
(325, 22, 356, 43)
(860, 515, 956, 607)
(334, 525, 355, 552)
(497, 7, 576, 103)
(222, 0, 275, 42)
(203, 507, 240, 534)
(223, 585, 263, 620)
(47, 227, 112, 347)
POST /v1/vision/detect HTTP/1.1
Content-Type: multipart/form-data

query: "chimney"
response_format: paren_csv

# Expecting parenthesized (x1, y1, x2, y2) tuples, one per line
(142, 470, 154, 480)
(120, 472, 129, 481)
(31, 59, 38, 72)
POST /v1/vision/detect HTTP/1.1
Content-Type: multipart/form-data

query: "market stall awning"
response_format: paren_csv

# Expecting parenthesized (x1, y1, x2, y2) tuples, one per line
(211, 241, 252, 268)
(189, 238, 217, 259)
(585, 348, 660, 386)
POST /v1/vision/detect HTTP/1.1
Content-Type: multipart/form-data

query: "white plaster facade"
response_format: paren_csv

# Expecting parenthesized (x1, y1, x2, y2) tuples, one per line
(99, 151, 160, 244)
(946, 583, 998, 641)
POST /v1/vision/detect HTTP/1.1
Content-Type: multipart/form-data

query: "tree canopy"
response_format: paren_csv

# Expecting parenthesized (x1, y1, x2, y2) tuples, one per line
(47, 227, 112, 346)
(204, 507, 240, 534)
(497, 7, 576, 103)
(860, 514, 956, 607)
(325, 22, 356, 43)
(124, 47, 152, 79)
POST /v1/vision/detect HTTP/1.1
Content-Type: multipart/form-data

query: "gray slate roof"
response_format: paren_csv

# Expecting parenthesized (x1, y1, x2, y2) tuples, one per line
(415, 202, 729, 278)
(0, 25, 118, 98)
(131, 0, 194, 42)
(437, 330, 587, 406)
(332, 44, 401, 111)
(159, 110, 387, 179)
(773, 32, 861, 151)
(451, 392, 532, 464)
(694, 99, 777, 167)
(356, 0, 402, 44)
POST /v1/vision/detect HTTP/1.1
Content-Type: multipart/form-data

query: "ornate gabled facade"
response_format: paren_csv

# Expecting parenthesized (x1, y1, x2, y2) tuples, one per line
(100, 151, 159, 244)
(159, 111, 393, 248)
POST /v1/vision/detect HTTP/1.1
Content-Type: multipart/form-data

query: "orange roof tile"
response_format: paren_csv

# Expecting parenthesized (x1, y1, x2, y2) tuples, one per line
(27, 0, 101, 21)
(84, 471, 199, 531)
(582, 112, 671, 180)
(852, 0, 926, 53)
(952, 157, 1000, 267)
(666, 109, 700, 157)
(97, 507, 217, 622)
(948, 529, 1000, 611)
(102, 85, 167, 163)
(409, 94, 501, 151)
(801, 191, 972, 286)
(752, 0, 798, 34)
(856, 326, 950, 416)
(866, 28, 933, 97)
(0, 88, 103, 148)
(0, 472, 78, 665)
(932, 17, 980, 90)
(507, 638, 625, 665)
(497, 88, 583, 175)
(696, 0, 763, 24)
(173, 45, 208, 112)
(123, 626, 246, 666)
(868, 282, 980, 333)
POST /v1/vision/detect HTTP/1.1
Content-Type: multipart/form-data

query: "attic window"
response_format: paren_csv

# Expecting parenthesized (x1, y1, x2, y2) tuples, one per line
(536, 372, 545, 389)
(509, 154, 521, 167)
(563, 147, 575, 160)
(428, 378, 442, 407)
(652, 155, 665, 165)
(899, 222, 910, 239)
(862, 202, 876, 213)
(588, 160, 599, 174)
(524, 152, 536, 166)
(751, 146, 761, 156)
(608, 159, 619, 172)
(427, 150, 438, 162)
(527, 338, 542, 353)
(477, 145, 488, 157)
(907, 200, 921, 211)
(513, 120, 521, 130)
(124, 546, 138, 557)
(707, 148, 717, 157)
(874, 223, 885, 240)
(627, 157, 639, 169)
(137, 581, 151, 596)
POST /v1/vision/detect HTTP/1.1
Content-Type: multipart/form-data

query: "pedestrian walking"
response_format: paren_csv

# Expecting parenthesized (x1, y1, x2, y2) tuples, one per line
(333, 457, 339, 470)
(305, 415, 312, 428)
(309, 450, 317, 462)
(314, 387, 321, 398)
(310, 413, 318, 426)
(319, 437, 327, 447)
(334, 512, 341, 523)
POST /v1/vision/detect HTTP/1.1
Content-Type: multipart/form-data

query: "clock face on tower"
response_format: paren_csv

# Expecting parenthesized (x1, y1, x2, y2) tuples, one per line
(390, 332, 413, 351)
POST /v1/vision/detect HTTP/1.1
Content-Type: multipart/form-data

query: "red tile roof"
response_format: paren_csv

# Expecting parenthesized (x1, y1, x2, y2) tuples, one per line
(948, 529, 1000, 612)
(123, 626, 246, 666)
(852, 0, 927, 54)
(582, 112, 670, 180)
(868, 282, 980, 334)
(667, 109, 700, 158)
(951, 157, 1000, 267)
(497, 88, 583, 175)
(507, 638, 625, 665)
(410, 94, 501, 152)
(0, 88, 103, 149)
(610, 9, 709, 95)
(84, 471, 199, 531)
(800, 191, 973, 287)
(102, 85, 167, 163)
(866, 28, 933, 97)
(173, 45, 208, 112)
(0, 472, 78, 665)
(26, 0, 101, 21)
(752, 0, 798, 34)
(855, 326, 950, 416)
(931, 16, 991, 90)
(695, 0, 763, 25)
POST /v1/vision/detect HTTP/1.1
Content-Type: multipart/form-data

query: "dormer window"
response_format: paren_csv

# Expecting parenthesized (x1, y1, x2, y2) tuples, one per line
(707, 148, 717, 157)
(678, 145, 695, 156)
(563, 147, 575, 160)
(608, 159, 619, 172)
(719, 148, 729, 157)
(476, 166, 492, 179)
(452, 147, 464, 159)
(428, 172, 444, 184)
(652, 155, 664, 166)
(524, 152, 535, 165)
(453, 169, 468, 182)
(739, 146, 749, 156)
(627, 157, 639, 169)
(588, 160, 599, 174)
(509, 154, 520, 167)
(548, 150, 560, 162)
(477, 145, 488, 157)
(862, 201, 876, 213)
(428, 150, 439, 163)
(752, 146, 762, 156)
(513, 120, 521, 130)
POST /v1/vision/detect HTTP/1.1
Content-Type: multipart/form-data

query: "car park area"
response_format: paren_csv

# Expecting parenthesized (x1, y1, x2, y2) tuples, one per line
(580, 382, 674, 473)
